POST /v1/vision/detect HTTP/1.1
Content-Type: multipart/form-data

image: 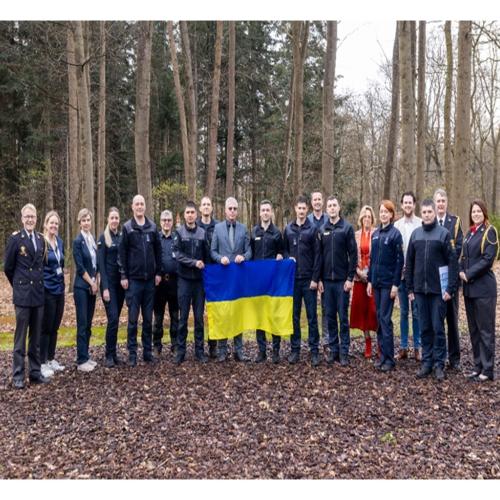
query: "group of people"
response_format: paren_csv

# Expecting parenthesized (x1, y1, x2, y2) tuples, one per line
(4, 188, 498, 389)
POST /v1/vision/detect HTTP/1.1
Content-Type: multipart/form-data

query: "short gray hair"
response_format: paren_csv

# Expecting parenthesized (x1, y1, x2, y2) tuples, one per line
(225, 196, 238, 208)
(433, 188, 447, 200)
(161, 210, 173, 220)
(21, 203, 37, 216)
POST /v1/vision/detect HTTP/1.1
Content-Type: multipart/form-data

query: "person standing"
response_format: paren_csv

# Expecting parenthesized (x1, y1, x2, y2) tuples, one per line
(40, 210, 66, 378)
(211, 197, 252, 362)
(73, 208, 99, 372)
(172, 202, 210, 364)
(405, 199, 458, 381)
(317, 196, 358, 366)
(97, 207, 125, 368)
(434, 188, 463, 370)
(251, 200, 284, 363)
(152, 210, 179, 356)
(119, 195, 162, 366)
(350, 205, 378, 359)
(394, 192, 422, 361)
(460, 200, 498, 382)
(284, 195, 321, 366)
(4, 203, 49, 389)
(367, 201, 404, 372)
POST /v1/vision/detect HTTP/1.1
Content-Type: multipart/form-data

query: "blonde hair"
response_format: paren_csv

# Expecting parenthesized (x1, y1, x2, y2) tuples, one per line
(43, 210, 61, 262)
(77, 208, 92, 224)
(104, 207, 120, 248)
(357, 205, 376, 228)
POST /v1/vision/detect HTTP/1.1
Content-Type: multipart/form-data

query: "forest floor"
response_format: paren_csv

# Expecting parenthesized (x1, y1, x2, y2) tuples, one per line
(0, 267, 499, 479)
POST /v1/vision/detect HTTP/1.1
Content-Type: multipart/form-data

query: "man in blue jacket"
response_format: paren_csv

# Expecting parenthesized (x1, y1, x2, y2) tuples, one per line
(119, 195, 162, 366)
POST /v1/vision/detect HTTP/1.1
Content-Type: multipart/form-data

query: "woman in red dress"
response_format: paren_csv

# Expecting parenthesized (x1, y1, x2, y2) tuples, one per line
(350, 205, 378, 358)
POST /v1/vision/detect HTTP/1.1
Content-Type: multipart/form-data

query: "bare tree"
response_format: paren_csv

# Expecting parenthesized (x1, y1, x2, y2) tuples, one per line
(226, 21, 236, 198)
(416, 21, 426, 205)
(444, 21, 454, 199)
(97, 21, 106, 234)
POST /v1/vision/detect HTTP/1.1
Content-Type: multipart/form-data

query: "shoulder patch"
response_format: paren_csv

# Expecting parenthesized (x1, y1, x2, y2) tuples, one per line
(12, 231, 19, 236)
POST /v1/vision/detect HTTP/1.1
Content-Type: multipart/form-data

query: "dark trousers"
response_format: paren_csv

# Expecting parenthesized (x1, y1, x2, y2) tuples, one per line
(102, 281, 125, 359)
(125, 279, 155, 359)
(177, 277, 205, 358)
(74, 287, 96, 365)
(40, 292, 64, 363)
(464, 296, 496, 379)
(218, 334, 244, 356)
(374, 287, 396, 368)
(256, 330, 281, 353)
(445, 290, 461, 364)
(415, 293, 447, 370)
(290, 278, 319, 354)
(153, 277, 179, 352)
(13, 305, 43, 382)
(322, 280, 350, 357)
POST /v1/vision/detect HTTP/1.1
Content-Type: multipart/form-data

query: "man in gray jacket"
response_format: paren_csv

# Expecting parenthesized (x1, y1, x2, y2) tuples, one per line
(211, 197, 252, 362)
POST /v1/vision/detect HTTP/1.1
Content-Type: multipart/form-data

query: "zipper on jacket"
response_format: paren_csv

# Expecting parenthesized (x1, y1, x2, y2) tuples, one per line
(424, 239, 428, 294)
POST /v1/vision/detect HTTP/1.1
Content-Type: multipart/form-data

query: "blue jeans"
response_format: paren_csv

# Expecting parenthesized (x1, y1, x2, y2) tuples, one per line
(415, 293, 447, 370)
(398, 280, 420, 349)
(374, 287, 396, 368)
(74, 287, 96, 365)
(177, 277, 205, 358)
(322, 280, 350, 357)
(125, 279, 155, 359)
(256, 330, 281, 353)
(291, 278, 319, 354)
(102, 280, 125, 359)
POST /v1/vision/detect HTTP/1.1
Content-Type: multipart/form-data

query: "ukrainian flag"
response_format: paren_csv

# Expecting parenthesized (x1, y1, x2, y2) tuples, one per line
(203, 259, 295, 340)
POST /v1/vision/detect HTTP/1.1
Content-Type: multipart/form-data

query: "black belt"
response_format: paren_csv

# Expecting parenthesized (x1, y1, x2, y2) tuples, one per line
(163, 273, 176, 281)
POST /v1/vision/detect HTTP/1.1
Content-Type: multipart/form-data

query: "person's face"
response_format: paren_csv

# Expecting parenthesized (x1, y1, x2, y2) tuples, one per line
(161, 213, 173, 233)
(362, 211, 373, 230)
(200, 197, 213, 217)
(379, 205, 392, 225)
(132, 196, 146, 217)
(184, 207, 197, 225)
(80, 214, 92, 232)
(295, 202, 308, 219)
(311, 192, 323, 212)
(326, 199, 340, 219)
(225, 202, 238, 222)
(434, 194, 447, 216)
(260, 204, 272, 224)
(45, 215, 59, 237)
(471, 204, 485, 226)
(22, 209, 37, 232)
(401, 195, 415, 217)
(108, 211, 120, 232)
(421, 205, 436, 224)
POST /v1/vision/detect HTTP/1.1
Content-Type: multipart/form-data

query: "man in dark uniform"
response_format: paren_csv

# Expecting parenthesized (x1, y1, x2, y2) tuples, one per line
(251, 200, 284, 363)
(152, 209, 179, 356)
(197, 196, 219, 358)
(4, 203, 49, 389)
(119, 195, 162, 366)
(434, 188, 463, 370)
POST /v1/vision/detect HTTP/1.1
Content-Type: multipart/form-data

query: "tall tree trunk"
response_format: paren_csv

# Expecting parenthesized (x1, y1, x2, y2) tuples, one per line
(135, 21, 154, 215)
(167, 22, 191, 196)
(444, 21, 454, 197)
(180, 21, 198, 200)
(416, 21, 426, 206)
(399, 21, 416, 193)
(454, 21, 473, 225)
(225, 21, 236, 198)
(321, 21, 337, 196)
(43, 107, 54, 212)
(206, 21, 224, 200)
(97, 21, 106, 235)
(383, 23, 400, 200)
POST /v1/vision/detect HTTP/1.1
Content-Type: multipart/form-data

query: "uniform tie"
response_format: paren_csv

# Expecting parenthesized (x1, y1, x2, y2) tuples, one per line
(439, 219, 443, 226)
(229, 224, 235, 251)
(30, 232, 37, 252)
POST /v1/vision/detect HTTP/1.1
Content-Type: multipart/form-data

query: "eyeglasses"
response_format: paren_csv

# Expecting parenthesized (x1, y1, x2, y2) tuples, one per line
(23, 215, 36, 219)
(227, 207, 238, 211)
(161, 219, 172, 222)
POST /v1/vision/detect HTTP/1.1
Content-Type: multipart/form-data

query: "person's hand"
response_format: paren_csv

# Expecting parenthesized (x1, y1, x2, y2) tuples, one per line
(390, 285, 398, 299)
(318, 281, 324, 294)
(196, 260, 205, 269)
(367, 282, 373, 297)
(90, 282, 98, 295)
(409, 292, 415, 302)
(235, 255, 245, 264)
(102, 289, 110, 302)
(443, 292, 452, 302)
(221, 256, 230, 265)
(155, 275, 162, 286)
(276, 254, 283, 261)
(344, 280, 353, 292)
(459, 271, 468, 283)
(121, 279, 129, 290)
(310, 280, 318, 290)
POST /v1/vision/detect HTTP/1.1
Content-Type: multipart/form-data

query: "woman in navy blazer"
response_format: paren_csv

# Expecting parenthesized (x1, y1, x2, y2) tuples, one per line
(73, 208, 98, 372)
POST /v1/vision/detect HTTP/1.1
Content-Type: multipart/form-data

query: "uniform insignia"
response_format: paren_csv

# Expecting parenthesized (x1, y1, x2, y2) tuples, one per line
(12, 231, 19, 236)
(20, 245, 28, 256)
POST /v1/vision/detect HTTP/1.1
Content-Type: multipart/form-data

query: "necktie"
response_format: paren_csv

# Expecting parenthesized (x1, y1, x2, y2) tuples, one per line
(30, 233, 37, 252)
(229, 224, 235, 251)
(439, 219, 443, 226)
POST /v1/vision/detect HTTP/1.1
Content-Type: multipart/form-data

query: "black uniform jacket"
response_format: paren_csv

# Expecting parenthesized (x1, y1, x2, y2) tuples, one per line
(251, 222, 284, 260)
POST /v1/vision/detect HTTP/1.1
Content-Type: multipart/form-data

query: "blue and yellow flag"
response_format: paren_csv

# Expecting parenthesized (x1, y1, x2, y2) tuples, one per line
(203, 259, 295, 340)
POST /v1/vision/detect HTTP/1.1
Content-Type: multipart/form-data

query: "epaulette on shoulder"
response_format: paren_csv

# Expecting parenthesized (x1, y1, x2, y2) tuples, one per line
(12, 230, 20, 236)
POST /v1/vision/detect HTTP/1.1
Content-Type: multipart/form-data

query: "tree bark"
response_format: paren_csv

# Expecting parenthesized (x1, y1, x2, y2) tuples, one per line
(134, 21, 154, 215)
(321, 21, 337, 197)
(97, 21, 106, 235)
(416, 21, 426, 206)
(444, 21, 454, 199)
(225, 21, 236, 198)
(206, 21, 224, 200)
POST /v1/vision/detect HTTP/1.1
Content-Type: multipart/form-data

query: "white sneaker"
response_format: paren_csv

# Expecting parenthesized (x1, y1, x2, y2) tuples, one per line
(87, 359, 97, 368)
(41, 363, 55, 378)
(48, 359, 65, 372)
(77, 361, 95, 372)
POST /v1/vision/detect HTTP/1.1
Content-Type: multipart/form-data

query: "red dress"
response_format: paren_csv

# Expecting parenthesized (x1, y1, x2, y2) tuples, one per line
(350, 229, 378, 332)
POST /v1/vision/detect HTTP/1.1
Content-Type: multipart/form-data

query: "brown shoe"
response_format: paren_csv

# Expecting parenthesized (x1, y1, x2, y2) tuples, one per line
(397, 348, 408, 360)
(414, 349, 421, 362)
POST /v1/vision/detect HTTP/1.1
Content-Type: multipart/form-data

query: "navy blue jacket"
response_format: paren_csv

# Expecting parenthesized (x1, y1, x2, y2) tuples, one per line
(439, 212, 463, 259)
(4, 229, 46, 307)
(119, 217, 162, 281)
(159, 231, 178, 276)
(317, 218, 358, 282)
(73, 232, 98, 291)
(172, 224, 209, 281)
(251, 222, 284, 260)
(368, 223, 404, 289)
(44, 236, 65, 295)
(307, 212, 328, 230)
(97, 230, 121, 291)
(405, 219, 458, 295)
(197, 217, 219, 264)
(283, 218, 320, 281)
